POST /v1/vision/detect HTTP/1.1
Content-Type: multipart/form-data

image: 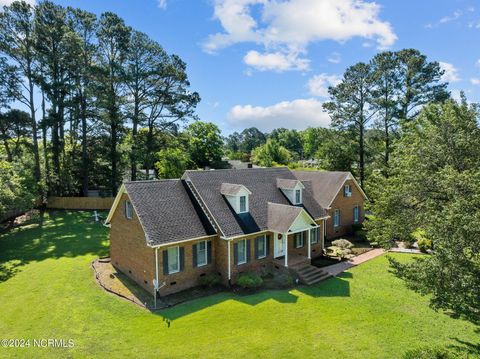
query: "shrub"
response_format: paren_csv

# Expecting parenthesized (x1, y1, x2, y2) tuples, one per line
(273, 273, 294, 288)
(328, 239, 354, 260)
(417, 238, 433, 253)
(351, 223, 363, 232)
(199, 273, 221, 288)
(237, 272, 263, 289)
(402, 346, 466, 359)
(355, 229, 368, 242)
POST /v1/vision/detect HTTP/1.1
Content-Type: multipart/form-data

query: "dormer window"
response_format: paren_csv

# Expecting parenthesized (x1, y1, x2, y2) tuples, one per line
(295, 189, 301, 204)
(239, 195, 247, 213)
(277, 178, 304, 205)
(220, 183, 252, 214)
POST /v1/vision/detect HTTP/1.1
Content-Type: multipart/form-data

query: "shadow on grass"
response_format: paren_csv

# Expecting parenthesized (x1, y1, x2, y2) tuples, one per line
(449, 337, 480, 356)
(0, 210, 109, 284)
(156, 274, 351, 321)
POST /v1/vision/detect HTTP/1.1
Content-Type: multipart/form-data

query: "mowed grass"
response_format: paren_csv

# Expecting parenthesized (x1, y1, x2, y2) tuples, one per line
(0, 211, 478, 358)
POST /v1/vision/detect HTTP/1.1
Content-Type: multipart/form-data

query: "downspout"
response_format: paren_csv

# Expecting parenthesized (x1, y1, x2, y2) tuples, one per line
(227, 239, 231, 286)
(154, 247, 159, 309)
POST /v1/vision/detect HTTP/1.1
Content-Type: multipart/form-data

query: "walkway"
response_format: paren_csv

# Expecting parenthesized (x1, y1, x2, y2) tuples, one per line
(322, 248, 385, 277)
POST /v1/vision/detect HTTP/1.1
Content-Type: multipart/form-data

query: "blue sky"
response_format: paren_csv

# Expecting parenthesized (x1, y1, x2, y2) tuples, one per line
(6, 0, 480, 134)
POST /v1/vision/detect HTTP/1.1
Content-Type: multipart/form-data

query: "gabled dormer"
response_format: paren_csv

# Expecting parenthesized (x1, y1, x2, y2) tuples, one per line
(220, 183, 252, 214)
(277, 178, 305, 205)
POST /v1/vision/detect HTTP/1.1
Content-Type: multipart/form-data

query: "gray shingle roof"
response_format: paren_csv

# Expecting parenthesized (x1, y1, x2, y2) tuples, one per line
(124, 180, 215, 246)
(292, 171, 350, 208)
(220, 183, 250, 196)
(185, 167, 326, 237)
(276, 178, 302, 190)
(267, 203, 303, 233)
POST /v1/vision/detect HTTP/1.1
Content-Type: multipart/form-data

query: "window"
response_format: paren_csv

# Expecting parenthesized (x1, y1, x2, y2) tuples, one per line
(239, 196, 247, 213)
(333, 209, 340, 227)
(353, 206, 360, 223)
(295, 189, 301, 204)
(167, 247, 180, 274)
(310, 228, 318, 244)
(294, 232, 304, 248)
(256, 235, 266, 259)
(125, 200, 133, 219)
(344, 184, 352, 197)
(197, 241, 207, 267)
(237, 239, 247, 265)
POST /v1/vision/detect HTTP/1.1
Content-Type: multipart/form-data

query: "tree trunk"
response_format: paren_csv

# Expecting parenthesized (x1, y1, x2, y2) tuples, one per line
(2, 136, 12, 162)
(28, 74, 41, 190)
(130, 97, 139, 181)
(81, 91, 89, 197)
(41, 92, 50, 193)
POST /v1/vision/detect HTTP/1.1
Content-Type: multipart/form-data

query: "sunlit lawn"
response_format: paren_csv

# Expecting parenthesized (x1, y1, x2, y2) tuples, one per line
(0, 211, 478, 358)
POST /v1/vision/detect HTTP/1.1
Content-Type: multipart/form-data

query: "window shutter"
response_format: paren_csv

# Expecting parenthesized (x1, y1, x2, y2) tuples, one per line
(192, 243, 198, 268)
(343, 185, 347, 197)
(233, 242, 238, 265)
(301, 233, 305, 247)
(246, 240, 251, 262)
(207, 241, 212, 264)
(179, 247, 185, 272)
(163, 250, 169, 275)
(254, 237, 259, 259)
(266, 235, 270, 256)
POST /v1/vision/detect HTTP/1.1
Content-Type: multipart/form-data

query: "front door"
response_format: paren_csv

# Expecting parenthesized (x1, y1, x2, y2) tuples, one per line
(274, 233, 286, 258)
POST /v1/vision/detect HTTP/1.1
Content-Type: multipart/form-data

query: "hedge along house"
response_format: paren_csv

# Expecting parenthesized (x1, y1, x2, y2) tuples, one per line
(293, 171, 367, 239)
(105, 167, 363, 298)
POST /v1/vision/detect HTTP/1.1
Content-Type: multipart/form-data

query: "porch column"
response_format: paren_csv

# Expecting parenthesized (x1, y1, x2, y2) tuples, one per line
(284, 233, 288, 267)
(323, 219, 326, 251)
(307, 229, 311, 259)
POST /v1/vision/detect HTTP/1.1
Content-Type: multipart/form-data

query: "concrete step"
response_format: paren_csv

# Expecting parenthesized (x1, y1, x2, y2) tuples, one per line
(292, 263, 331, 285)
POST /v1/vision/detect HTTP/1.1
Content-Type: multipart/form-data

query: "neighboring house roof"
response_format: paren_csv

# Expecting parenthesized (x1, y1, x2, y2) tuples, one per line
(220, 183, 252, 196)
(293, 170, 367, 208)
(107, 180, 215, 247)
(184, 167, 326, 238)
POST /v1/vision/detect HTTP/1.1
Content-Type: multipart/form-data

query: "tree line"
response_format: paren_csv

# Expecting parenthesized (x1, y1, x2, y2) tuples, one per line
(0, 0, 201, 200)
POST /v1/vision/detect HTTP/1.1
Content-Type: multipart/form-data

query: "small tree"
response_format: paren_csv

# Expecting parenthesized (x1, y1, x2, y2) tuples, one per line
(251, 139, 291, 167)
(155, 147, 191, 179)
(328, 239, 354, 260)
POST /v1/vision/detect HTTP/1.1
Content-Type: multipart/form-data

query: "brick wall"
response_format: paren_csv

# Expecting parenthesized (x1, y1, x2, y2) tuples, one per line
(110, 194, 155, 293)
(326, 179, 365, 239)
(158, 236, 219, 296)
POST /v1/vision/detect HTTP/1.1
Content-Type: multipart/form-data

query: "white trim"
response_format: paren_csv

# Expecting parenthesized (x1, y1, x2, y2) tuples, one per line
(150, 234, 217, 249)
(105, 184, 126, 223)
(307, 229, 311, 259)
(155, 248, 159, 288)
(284, 232, 288, 267)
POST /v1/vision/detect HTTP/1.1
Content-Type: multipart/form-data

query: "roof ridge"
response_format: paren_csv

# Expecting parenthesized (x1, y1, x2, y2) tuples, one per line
(124, 179, 180, 184)
(185, 166, 289, 173)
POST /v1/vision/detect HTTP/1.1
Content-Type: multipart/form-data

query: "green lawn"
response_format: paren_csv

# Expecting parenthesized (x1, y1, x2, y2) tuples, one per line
(0, 211, 478, 358)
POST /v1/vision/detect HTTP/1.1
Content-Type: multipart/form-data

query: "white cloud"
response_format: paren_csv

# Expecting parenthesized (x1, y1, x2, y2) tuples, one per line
(439, 62, 460, 83)
(157, 0, 167, 9)
(439, 9, 462, 24)
(204, 0, 397, 71)
(227, 98, 331, 131)
(243, 50, 309, 71)
(476, 59, 480, 67)
(470, 78, 480, 85)
(307, 73, 341, 97)
(327, 52, 341, 64)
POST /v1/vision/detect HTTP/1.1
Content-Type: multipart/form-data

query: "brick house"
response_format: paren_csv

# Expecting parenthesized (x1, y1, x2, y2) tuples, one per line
(293, 171, 367, 239)
(105, 167, 366, 297)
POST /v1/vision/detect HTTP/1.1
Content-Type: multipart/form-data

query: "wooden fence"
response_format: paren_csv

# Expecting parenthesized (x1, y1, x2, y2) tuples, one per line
(47, 196, 115, 210)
